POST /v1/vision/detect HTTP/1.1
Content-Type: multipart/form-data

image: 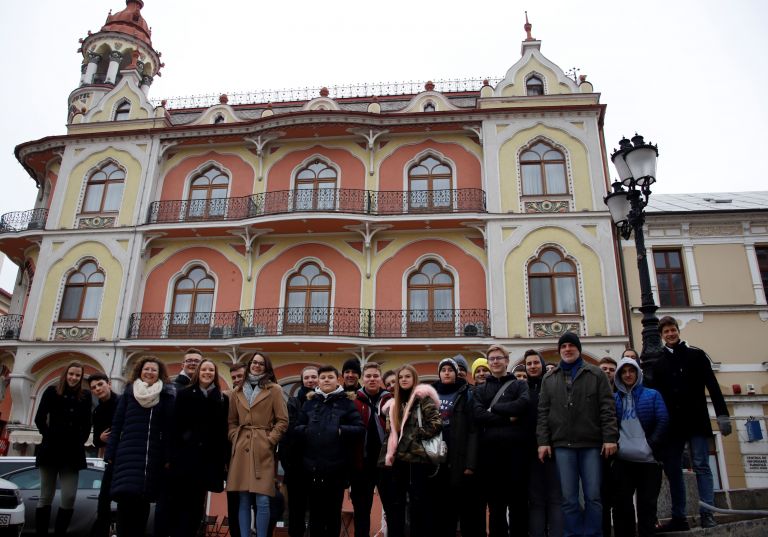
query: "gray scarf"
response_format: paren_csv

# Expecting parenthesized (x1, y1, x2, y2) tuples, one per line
(243, 373, 265, 407)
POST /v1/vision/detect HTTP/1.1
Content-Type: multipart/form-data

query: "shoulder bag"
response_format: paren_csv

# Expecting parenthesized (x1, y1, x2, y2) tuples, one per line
(416, 405, 447, 464)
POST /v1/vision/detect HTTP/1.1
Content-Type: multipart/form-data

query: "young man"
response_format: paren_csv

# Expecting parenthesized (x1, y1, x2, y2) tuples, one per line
(537, 332, 618, 537)
(613, 358, 669, 537)
(649, 316, 731, 530)
(225, 362, 247, 537)
(350, 362, 392, 537)
(281, 366, 319, 537)
(473, 344, 530, 537)
(524, 350, 563, 537)
(471, 357, 490, 386)
(90, 373, 119, 537)
(296, 365, 364, 537)
(174, 348, 202, 389)
(599, 357, 618, 392)
(341, 358, 362, 393)
(453, 354, 470, 381)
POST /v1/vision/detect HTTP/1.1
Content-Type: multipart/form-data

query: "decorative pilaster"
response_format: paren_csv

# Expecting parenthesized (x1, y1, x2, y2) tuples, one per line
(245, 133, 285, 181)
(345, 223, 392, 278)
(8, 373, 34, 424)
(349, 128, 389, 176)
(229, 226, 272, 281)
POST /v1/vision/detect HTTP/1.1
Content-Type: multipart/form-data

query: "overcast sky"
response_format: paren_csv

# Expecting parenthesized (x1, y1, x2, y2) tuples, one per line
(1, 0, 767, 290)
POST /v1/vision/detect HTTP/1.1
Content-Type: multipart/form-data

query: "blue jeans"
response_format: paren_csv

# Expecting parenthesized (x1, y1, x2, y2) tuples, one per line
(662, 435, 714, 518)
(238, 492, 270, 537)
(554, 447, 603, 537)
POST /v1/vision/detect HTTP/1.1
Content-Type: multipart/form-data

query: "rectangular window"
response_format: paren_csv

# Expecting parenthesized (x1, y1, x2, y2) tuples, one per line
(757, 246, 768, 300)
(654, 249, 689, 307)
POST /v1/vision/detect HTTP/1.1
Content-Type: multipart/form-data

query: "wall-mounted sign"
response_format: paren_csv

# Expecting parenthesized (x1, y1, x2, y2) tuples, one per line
(744, 455, 768, 473)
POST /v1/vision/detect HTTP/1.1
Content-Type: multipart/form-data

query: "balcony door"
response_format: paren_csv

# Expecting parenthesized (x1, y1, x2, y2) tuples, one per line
(186, 167, 229, 220)
(284, 262, 331, 334)
(295, 160, 337, 211)
(407, 260, 454, 336)
(408, 156, 452, 212)
(170, 266, 215, 337)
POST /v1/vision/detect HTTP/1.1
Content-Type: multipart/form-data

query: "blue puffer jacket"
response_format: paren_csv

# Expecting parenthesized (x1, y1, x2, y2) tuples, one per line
(105, 382, 175, 501)
(614, 358, 669, 458)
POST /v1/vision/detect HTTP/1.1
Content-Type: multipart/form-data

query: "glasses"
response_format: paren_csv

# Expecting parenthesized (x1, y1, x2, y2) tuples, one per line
(487, 355, 507, 362)
(251, 361, 266, 367)
(183, 359, 201, 364)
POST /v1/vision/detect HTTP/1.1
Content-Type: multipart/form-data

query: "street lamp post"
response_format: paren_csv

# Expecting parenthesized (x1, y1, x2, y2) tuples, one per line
(604, 134, 664, 370)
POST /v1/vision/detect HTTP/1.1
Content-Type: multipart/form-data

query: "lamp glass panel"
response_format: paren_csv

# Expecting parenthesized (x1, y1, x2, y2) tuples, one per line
(612, 153, 634, 183)
(605, 192, 630, 224)
(625, 147, 658, 182)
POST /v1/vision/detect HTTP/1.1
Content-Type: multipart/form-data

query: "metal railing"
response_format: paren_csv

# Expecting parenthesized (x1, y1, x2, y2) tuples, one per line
(127, 308, 490, 339)
(0, 209, 47, 234)
(0, 315, 23, 339)
(147, 188, 486, 223)
(155, 77, 501, 110)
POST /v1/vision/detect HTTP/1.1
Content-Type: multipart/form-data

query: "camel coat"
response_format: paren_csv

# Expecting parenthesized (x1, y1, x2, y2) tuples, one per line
(227, 383, 289, 496)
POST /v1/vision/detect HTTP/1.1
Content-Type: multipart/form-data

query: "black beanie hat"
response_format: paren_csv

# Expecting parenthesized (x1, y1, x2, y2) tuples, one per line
(558, 331, 582, 353)
(341, 358, 362, 376)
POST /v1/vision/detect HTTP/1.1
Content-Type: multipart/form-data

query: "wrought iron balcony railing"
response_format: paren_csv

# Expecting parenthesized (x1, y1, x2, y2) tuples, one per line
(0, 315, 23, 339)
(127, 308, 490, 339)
(0, 209, 48, 234)
(147, 188, 486, 223)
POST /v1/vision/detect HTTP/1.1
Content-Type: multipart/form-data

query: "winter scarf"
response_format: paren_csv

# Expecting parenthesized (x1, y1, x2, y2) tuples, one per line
(133, 380, 164, 408)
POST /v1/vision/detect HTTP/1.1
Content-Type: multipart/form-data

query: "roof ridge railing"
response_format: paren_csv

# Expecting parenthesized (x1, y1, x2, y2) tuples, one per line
(154, 77, 502, 110)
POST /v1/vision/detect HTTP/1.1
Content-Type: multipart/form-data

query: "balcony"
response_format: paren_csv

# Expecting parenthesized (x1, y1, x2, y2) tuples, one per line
(0, 315, 23, 339)
(127, 308, 490, 339)
(0, 209, 47, 233)
(146, 188, 486, 224)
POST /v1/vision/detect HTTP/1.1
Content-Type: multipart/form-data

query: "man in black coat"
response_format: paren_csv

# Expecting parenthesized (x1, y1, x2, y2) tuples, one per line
(649, 316, 731, 530)
(473, 344, 530, 537)
(89, 373, 119, 537)
(173, 348, 202, 390)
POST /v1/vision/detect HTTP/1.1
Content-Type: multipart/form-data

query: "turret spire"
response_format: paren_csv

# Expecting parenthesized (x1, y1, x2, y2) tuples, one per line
(524, 11, 535, 41)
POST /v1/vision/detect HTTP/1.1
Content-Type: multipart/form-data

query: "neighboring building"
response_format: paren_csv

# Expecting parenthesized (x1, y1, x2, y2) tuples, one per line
(0, 3, 628, 452)
(621, 191, 768, 489)
(0, 289, 10, 316)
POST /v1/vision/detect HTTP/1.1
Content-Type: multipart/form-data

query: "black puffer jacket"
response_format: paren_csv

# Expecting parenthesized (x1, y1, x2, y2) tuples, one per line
(295, 388, 364, 482)
(170, 385, 229, 492)
(433, 379, 478, 487)
(279, 385, 311, 481)
(472, 374, 530, 453)
(105, 383, 175, 501)
(34, 385, 91, 470)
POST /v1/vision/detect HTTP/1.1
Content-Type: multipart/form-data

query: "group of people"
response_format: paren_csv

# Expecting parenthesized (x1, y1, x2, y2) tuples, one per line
(30, 314, 730, 537)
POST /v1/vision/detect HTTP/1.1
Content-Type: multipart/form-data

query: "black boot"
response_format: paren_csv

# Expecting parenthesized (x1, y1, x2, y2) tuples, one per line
(53, 508, 74, 537)
(35, 505, 52, 537)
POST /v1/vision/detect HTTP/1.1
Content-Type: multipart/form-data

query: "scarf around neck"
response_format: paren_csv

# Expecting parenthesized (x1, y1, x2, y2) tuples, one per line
(133, 380, 163, 408)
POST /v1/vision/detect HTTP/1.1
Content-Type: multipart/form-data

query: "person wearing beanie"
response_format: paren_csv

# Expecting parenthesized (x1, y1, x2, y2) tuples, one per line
(523, 350, 563, 537)
(341, 358, 362, 393)
(612, 358, 669, 537)
(430, 357, 481, 537)
(512, 364, 528, 381)
(473, 345, 530, 537)
(471, 358, 490, 386)
(452, 354, 470, 380)
(537, 332, 617, 537)
(649, 316, 730, 531)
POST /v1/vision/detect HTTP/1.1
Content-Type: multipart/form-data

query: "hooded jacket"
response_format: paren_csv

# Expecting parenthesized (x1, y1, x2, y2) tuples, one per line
(385, 384, 442, 465)
(296, 387, 364, 482)
(614, 358, 669, 461)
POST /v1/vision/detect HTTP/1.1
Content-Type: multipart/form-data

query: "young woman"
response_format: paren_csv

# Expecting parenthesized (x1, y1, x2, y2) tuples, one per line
(106, 357, 175, 537)
(169, 359, 230, 537)
(227, 353, 289, 537)
(34, 361, 91, 536)
(384, 365, 442, 537)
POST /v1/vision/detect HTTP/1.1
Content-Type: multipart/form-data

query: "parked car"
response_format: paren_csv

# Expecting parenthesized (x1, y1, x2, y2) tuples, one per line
(0, 477, 24, 537)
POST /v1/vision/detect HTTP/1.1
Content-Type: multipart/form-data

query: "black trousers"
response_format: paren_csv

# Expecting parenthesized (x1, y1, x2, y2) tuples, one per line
(116, 497, 151, 537)
(429, 463, 485, 537)
(92, 463, 114, 537)
(285, 473, 309, 537)
(478, 443, 529, 537)
(612, 459, 663, 537)
(306, 475, 345, 537)
(226, 490, 241, 537)
(386, 461, 433, 537)
(350, 461, 381, 537)
(169, 484, 208, 537)
(602, 458, 616, 537)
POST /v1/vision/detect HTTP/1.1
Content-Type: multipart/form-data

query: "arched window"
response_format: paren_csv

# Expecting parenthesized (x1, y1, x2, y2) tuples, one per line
(284, 262, 331, 334)
(170, 266, 215, 337)
(114, 101, 131, 121)
(520, 141, 567, 195)
(408, 156, 452, 211)
(82, 162, 125, 213)
(423, 102, 436, 112)
(295, 160, 337, 211)
(59, 261, 104, 321)
(407, 260, 454, 335)
(526, 75, 544, 96)
(528, 249, 579, 315)
(187, 166, 230, 220)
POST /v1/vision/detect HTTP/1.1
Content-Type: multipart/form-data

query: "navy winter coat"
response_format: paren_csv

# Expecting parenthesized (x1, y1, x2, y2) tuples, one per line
(34, 385, 91, 471)
(105, 383, 175, 501)
(295, 389, 364, 483)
